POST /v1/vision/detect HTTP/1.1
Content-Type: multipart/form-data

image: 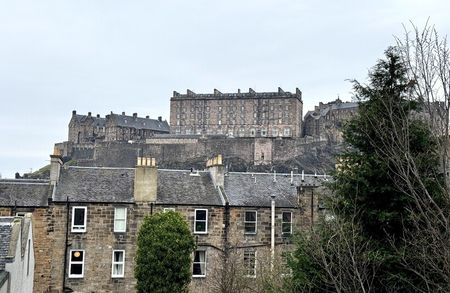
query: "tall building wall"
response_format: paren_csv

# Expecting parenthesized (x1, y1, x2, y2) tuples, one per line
(170, 88, 303, 138)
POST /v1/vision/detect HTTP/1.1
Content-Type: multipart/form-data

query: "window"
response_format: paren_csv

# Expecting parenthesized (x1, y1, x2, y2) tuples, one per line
(69, 250, 85, 278)
(71, 207, 87, 232)
(164, 208, 175, 212)
(284, 127, 291, 137)
(250, 129, 255, 137)
(244, 249, 256, 277)
(261, 129, 267, 137)
(282, 212, 292, 235)
(272, 128, 278, 137)
(244, 211, 257, 234)
(192, 250, 206, 277)
(112, 250, 125, 278)
(194, 209, 208, 234)
(114, 207, 127, 232)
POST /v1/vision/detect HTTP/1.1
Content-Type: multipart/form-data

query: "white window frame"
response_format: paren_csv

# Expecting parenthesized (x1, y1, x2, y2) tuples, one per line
(164, 208, 175, 212)
(69, 249, 85, 278)
(194, 209, 208, 234)
(261, 128, 267, 137)
(192, 250, 207, 278)
(111, 250, 125, 278)
(71, 207, 87, 233)
(114, 207, 127, 233)
(244, 211, 257, 234)
(282, 211, 293, 235)
(244, 249, 256, 278)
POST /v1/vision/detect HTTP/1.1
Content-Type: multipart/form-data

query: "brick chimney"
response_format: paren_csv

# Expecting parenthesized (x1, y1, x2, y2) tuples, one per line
(50, 147, 63, 186)
(134, 157, 157, 202)
(206, 155, 224, 188)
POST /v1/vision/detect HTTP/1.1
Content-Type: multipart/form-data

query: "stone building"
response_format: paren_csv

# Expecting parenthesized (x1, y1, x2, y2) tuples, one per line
(68, 111, 169, 143)
(170, 88, 303, 138)
(0, 214, 35, 293)
(303, 98, 358, 142)
(0, 154, 327, 293)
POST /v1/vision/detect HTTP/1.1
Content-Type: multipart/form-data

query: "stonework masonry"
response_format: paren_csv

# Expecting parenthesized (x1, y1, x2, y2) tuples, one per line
(170, 88, 303, 138)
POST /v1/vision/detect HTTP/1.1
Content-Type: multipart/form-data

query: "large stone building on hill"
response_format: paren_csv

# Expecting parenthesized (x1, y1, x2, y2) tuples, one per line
(169, 88, 303, 138)
(303, 98, 358, 142)
(68, 111, 170, 143)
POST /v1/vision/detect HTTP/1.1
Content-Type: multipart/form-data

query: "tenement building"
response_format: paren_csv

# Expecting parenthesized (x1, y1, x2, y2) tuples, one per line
(0, 153, 327, 292)
(68, 111, 170, 143)
(169, 88, 303, 138)
(303, 98, 358, 142)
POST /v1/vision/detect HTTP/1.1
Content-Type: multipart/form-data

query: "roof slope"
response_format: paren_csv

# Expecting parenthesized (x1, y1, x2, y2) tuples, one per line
(224, 173, 327, 207)
(157, 170, 222, 205)
(110, 114, 169, 132)
(0, 180, 51, 207)
(53, 167, 135, 203)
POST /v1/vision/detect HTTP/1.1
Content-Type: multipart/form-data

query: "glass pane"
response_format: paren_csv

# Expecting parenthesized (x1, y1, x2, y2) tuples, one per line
(245, 223, 256, 233)
(115, 208, 126, 220)
(282, 223, 291, 234)
(193, 263, 201, 275)
(74, 209, 85, 226)
(114, 251, 123, 262)
(113, 264, 123, 275)
(115, 219, 125, 231)
(71, 263, 83, 275)
(282, 212, 291, 222)
(245, 212, 256, 222)
(195, 222, 206, 232)
(71, 251, 83, 261)
(196, 210, 206, 220)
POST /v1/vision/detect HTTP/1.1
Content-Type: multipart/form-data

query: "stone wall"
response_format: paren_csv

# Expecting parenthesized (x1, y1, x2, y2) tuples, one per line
(69, 136, 335, 174)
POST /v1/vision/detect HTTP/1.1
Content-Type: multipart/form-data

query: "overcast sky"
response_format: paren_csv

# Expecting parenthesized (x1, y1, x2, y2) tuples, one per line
(0, 0, 449, 178)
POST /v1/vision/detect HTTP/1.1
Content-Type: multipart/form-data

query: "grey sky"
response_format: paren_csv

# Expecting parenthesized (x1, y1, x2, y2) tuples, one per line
(0, 0, 449, 178)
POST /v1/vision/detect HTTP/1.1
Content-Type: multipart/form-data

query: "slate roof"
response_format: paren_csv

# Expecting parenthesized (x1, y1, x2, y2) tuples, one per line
(73, 114, 106, 127)
(223, 172, 328, 207)
(110, 114, 170, 132)
(157, 170, 223, 205)
(0, 180, 51, 207)
(53, 167, 135, 203)
(304, 101, 358, 120)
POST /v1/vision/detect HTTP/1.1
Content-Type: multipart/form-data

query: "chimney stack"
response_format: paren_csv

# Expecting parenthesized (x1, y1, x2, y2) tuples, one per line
(158, 116, 162, 122)
(206, 155, 224, 188)
(72, 110, 76, 116)
(134, 157, 158, 202)
(133, 113, 138, 118)
(88, 112, 91, 117)
(50, 147, 63, 186)
(122, 112, 126, 116)
(96, 114, 100, 118)
(146, 115, 149, 119)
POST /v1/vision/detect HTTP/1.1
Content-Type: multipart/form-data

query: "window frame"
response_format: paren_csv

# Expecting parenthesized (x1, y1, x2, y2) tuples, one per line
(71, 206, 87, 233)
(192, 250, 207, 278)
(114, 207, 127, 233)
(69, 249, 85, 278)
(244, 211, 257, 234)
(244, 248, 256, 278)
(163, 207, 175, 212)
(194, 209, 208, 234)
(282, 211, 293, 235)
(111, 250, 125, 278)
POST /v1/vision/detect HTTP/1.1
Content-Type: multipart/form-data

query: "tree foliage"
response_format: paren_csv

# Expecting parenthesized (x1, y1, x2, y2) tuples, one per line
(291, 44, 448, 292)
(135, 211, 196, 293)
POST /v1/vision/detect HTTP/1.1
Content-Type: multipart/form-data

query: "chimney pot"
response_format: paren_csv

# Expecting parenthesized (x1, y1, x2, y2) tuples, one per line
(96, 114, 100, 118)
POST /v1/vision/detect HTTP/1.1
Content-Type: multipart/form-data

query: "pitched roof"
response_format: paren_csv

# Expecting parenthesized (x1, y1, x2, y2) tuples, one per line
(53, 167, 135, 203)
(72, 114, 106, 127)
(109, 114, 170, 132)
(157, 170, 223, 205)
(223, 172, 328, 207)
(0, 180, 51, 207)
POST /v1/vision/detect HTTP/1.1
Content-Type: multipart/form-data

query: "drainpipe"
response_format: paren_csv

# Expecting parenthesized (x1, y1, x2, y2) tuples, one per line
(270, 194, 276, 271)
(62, 197, 70, 292)
(224, 202, 230, 257)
